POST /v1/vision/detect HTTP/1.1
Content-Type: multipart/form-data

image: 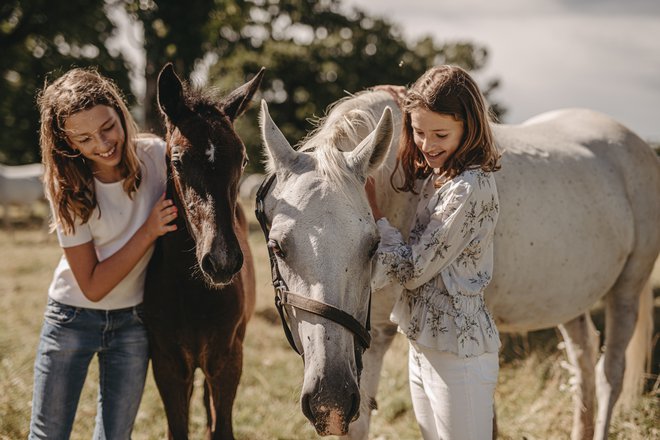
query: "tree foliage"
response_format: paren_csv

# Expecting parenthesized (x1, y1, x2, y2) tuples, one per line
(203, 0, 505, 172)
(0, 0, 131, 164)
(0, 0, 504, 172)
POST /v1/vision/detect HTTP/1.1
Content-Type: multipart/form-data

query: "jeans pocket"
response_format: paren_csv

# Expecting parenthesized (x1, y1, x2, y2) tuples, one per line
(44, 300, 79, 325)
(132, 304, 145, 325)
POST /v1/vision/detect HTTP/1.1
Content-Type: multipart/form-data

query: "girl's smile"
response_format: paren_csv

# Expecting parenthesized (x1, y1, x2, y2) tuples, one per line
(97, 145, 117, 158)
(410, 108, 464, 170)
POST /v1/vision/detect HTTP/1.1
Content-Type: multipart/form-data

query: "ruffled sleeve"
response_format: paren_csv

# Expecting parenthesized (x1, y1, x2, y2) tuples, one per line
(373, 177, 480, 291)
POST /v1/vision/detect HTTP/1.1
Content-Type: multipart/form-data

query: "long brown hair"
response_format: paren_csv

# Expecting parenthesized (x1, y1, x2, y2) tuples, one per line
(38, 67, 141, 234)
(392, 65, 500, 192)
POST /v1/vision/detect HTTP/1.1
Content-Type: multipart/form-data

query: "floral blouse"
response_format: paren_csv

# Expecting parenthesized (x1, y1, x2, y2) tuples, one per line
(373, 168, 501, 357)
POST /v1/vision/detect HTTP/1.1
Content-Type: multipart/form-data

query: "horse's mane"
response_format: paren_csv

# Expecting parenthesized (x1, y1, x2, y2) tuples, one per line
(181, 83, 223, 116)
(266, 90, 393, 185)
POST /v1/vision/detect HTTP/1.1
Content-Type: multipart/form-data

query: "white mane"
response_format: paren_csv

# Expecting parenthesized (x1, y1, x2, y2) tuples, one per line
(264, 91, 390, 185)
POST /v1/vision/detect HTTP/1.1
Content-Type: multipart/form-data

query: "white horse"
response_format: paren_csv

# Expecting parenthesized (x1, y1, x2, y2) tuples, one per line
(0, 163, 46, 230)
(257, 91, 659, 439)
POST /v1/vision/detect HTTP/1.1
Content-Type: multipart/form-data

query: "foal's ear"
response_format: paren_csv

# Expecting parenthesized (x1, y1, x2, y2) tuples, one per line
(223, 67, 266, 122)
(346, 107, 394, 181)
(157, 63, 187, 124)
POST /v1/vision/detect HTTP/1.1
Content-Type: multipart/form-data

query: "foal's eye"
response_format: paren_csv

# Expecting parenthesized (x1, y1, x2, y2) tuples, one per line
(171, 158, 182, 172)
(267, 239, 286, 259)
(170, 148, 183, 172)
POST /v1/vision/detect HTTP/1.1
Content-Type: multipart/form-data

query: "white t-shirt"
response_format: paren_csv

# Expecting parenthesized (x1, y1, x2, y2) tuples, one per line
(48, 137, 167, 310)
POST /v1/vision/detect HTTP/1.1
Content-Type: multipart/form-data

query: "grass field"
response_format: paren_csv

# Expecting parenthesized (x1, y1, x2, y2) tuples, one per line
(0, 217, 658, 439)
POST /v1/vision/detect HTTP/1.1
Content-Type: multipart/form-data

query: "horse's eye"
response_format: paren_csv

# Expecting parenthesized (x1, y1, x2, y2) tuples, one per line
(368, 240, 380, 258)
(268, 239, 286, 259)
(171, 159, 182, 172)
(242, 156, 249, 169)
(170, 146, 184, 172)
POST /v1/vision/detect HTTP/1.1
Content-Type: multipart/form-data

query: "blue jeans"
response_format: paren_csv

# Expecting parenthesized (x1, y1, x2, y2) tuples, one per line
(29, 299, 149, 440)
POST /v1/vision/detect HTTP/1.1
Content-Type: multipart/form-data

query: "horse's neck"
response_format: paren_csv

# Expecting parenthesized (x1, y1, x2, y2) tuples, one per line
(375, 155, 419, 238)
(367, 97, 419, 237)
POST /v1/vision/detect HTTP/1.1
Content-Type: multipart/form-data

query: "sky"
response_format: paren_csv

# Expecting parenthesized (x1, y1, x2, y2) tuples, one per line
(109, 0, 660, 142)
(345, 0, 660, 142)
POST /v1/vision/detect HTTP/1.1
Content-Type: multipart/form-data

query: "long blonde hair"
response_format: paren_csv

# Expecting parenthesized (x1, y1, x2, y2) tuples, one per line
(393, 65, 500, 192)
(38, 68, 142, 234)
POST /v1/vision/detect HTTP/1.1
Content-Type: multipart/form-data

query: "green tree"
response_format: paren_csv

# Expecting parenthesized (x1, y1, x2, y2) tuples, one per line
(0, 0, 131, 164)
(205, 0, 505, 172)
(118, 0, 248, 132)
(1, 0, 504, 170)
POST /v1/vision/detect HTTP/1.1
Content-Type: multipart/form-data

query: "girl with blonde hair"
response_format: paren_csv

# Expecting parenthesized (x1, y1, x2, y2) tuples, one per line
(30, 67, 177, 439)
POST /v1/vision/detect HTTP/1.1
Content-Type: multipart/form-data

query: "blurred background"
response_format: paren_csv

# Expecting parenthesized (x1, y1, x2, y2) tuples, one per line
(4, 0, 657, 171)
(1, 1, 659, 438)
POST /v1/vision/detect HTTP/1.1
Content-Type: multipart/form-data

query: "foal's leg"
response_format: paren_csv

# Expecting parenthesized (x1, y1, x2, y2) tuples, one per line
(558, 313, 600, 440)
(203, 343, 243, 440)
(151, 343, 195, 440)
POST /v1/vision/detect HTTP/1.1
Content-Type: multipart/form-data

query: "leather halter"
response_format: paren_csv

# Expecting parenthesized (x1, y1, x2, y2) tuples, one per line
(254, 174, 372, 356)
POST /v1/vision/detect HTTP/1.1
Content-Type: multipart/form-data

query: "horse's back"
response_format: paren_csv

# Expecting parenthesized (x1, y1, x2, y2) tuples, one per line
(488, 109, 660, 331)
(0, 164, 44, 204)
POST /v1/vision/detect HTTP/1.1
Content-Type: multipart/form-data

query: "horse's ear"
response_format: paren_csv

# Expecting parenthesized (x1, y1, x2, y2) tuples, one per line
(260, 99, 299, 173)
(223, 67, 265, 122)
(157, 63, 187, 124)
(346, 107, 393, 181)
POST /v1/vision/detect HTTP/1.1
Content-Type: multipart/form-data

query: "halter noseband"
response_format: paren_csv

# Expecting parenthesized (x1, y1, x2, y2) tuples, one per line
(254, 174, 372, 357)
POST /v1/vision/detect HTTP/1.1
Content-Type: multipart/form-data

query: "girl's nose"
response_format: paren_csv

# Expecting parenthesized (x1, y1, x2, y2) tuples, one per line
(421, 138, 432, 152)
(95, 133, 111, 147)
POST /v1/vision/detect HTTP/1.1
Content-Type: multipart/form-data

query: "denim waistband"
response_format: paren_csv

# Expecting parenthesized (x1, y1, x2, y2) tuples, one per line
(47, 298, 142, 314)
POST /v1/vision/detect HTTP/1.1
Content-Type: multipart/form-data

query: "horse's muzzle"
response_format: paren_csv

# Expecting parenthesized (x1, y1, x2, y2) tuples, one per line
(200, 250, 243, 286)
(301, 382, 360, 436)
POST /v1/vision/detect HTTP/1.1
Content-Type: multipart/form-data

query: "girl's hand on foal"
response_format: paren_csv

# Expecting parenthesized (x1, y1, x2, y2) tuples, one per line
(144, 193, 178, 241)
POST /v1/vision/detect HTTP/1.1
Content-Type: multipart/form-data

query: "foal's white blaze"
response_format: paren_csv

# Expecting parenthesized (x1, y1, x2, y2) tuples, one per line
(206, 142, 216, 163)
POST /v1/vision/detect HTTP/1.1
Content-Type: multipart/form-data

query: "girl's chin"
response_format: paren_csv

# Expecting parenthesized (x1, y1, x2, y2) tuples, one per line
(424, 157, 445, 169)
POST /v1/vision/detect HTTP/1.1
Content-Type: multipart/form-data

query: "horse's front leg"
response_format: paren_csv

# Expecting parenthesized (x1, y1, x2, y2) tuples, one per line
(151, 338, 195, 440)
(203, 342, 243, 440)
(343, 288, 398, 440)
(558, 313, 600, 440)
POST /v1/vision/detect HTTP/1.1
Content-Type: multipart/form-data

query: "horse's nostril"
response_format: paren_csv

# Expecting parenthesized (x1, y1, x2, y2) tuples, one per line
(201, 253, 217, 275)
(349, 392, 360, 422)
(301, 393, 315, 425)
(232, 253, 244, 275)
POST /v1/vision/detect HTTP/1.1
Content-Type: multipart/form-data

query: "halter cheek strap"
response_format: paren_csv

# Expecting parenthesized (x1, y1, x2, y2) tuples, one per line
(254, 174, 372, 357)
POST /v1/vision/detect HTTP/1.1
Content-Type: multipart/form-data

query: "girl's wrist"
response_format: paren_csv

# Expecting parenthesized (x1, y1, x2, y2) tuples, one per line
(139, 223, 157, 245)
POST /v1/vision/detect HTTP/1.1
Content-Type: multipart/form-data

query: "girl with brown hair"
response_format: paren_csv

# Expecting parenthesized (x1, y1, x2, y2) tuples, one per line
(368, 65, 501, 440)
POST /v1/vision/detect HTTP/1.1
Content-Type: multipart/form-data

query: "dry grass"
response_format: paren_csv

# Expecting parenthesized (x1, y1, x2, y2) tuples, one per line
(0, 222, 658, 439)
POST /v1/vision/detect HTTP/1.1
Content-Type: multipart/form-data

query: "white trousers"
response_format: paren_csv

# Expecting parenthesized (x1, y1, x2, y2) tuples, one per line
(408, 342, 499, 440)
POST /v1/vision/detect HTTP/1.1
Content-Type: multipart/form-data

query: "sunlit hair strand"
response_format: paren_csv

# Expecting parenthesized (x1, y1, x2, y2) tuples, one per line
(37, 67, 142, 234)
